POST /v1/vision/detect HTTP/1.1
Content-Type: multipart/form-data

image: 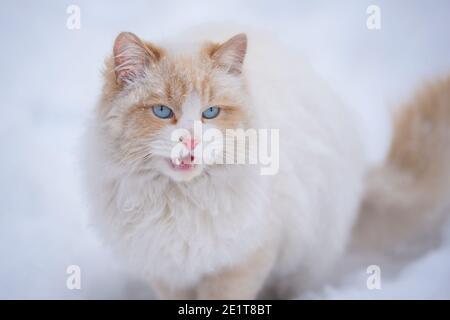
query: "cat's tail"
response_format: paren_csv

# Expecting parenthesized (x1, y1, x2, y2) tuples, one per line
(352, 75, 450, 254)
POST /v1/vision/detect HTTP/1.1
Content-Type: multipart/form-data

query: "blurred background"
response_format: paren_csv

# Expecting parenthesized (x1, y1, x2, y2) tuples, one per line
(0, 0, 449, 299)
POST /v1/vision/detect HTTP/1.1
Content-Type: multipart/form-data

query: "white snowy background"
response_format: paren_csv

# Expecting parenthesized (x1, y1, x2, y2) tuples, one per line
(0, 0, 449, 299)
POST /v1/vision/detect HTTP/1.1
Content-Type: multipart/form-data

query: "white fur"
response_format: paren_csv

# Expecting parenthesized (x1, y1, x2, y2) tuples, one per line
(83, 28, 366, 297)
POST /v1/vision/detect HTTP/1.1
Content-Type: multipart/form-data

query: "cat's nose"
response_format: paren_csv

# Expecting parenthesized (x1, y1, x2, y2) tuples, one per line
(182, 138, 198, 151)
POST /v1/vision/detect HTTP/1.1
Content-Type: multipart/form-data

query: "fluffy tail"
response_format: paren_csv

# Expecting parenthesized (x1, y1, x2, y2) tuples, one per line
(352, 76, 450, 254)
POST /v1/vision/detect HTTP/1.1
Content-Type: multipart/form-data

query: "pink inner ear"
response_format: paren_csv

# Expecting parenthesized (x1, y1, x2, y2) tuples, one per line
(212, 33, 247, 75)
(113, 32, 149, 84)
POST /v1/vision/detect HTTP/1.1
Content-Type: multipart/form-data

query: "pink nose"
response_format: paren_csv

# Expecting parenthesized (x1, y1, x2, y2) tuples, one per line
(182, 138, 198, 151)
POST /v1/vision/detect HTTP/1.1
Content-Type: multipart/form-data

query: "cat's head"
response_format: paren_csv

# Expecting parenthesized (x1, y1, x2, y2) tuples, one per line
(99, 32, 251, 182)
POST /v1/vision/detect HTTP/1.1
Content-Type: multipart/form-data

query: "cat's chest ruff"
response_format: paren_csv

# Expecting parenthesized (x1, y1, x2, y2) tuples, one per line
(117, 175, 269, 286)
(109, 167, 270, 274)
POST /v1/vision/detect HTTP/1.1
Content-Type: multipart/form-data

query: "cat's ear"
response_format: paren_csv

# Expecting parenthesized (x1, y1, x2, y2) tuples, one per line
(113, 32, 161, 85)
(210, 33, 247, 75)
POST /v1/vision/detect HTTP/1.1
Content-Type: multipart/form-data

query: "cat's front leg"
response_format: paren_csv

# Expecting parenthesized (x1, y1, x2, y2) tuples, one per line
(196, 244, 277, 300)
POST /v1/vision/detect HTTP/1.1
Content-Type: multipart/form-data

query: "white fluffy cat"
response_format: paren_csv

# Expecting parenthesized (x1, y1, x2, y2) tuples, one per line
(83, 27, 366, 299)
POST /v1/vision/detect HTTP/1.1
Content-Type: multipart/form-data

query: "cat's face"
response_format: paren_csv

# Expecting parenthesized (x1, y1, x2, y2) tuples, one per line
(99, 32, 251, 182)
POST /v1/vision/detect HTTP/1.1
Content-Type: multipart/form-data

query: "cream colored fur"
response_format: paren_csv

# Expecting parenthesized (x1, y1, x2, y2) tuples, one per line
(83, 27, 366, 299)
(352, 76, 450, 255)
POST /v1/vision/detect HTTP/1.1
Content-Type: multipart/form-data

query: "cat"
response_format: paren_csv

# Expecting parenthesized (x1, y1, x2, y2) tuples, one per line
(83, 27, 449, 299)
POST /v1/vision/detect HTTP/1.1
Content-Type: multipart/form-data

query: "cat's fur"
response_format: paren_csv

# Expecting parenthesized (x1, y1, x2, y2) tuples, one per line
(352, 76, 450, 255)
(83, 27, 449, 299)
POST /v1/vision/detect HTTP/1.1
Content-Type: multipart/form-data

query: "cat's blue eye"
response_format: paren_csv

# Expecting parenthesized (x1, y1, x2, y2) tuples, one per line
(152, 105, 174, 119)
(202, 106, 220, 119)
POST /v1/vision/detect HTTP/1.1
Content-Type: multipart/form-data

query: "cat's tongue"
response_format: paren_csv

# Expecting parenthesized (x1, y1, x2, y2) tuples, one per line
(170, 155, 195, 171)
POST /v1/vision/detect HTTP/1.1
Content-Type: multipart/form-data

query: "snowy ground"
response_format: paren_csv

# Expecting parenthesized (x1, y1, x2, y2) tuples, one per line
(0, 0, 449, 299)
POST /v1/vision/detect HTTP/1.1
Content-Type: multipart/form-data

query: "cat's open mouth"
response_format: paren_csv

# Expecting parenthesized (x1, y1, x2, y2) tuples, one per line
(167, 155, 197, 171)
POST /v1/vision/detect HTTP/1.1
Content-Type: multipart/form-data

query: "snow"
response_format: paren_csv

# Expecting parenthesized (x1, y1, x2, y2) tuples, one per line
(0, 0, 449, 299)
